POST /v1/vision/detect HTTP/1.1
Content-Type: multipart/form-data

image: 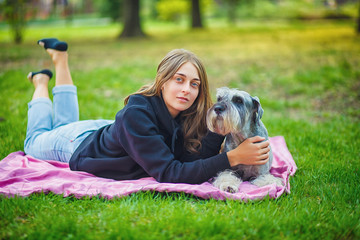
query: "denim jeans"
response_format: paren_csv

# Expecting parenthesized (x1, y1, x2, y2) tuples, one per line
(24, 85, 113, 163)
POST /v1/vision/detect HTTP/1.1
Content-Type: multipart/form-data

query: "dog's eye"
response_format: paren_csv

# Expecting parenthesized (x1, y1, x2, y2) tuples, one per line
(217, 97, 222, 102)
(233, 96, 243, 104)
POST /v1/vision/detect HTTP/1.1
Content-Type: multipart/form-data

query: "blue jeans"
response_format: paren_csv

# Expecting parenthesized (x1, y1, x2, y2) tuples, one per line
(24, 85, 113, 163)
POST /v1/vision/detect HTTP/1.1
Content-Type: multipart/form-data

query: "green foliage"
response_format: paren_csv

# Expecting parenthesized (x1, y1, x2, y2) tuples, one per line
(0, 20, 359, 239)
(156, 0, 190, 21)
(230, 0, 358, 20)
(96, 0, 123, 22)
(156, 0, 214, 22)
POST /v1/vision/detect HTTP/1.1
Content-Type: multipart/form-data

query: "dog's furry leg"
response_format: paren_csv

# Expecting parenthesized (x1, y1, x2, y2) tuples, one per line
(250, 173, 283, 187)
(212, 170, 242, 193)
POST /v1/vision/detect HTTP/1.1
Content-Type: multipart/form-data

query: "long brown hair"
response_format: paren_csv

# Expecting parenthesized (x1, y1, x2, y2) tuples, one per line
(124, 49, 212, 153)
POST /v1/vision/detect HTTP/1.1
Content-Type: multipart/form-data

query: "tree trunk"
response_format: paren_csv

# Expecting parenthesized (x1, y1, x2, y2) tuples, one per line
(14, 25, 23, 44)
(52, 0, 57, 17)
(4, 0, 26, 44)
(191, 0, 203, 28)
(119, 0, 146, 38)
(357, 1, 360, 34)
(227, 0, 238, 24)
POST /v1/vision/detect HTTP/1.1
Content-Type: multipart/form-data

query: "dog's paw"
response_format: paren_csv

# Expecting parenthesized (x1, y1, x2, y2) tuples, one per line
(274, 176, 284, 187)
(214, 182, 240, 193)
(212, 170, 242, 193)
(223, 185, 239, 193)
(251, 174, 284, 187)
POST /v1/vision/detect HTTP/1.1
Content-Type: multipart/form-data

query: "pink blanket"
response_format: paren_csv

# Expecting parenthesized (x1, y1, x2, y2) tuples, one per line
(0, 136, 296, 201)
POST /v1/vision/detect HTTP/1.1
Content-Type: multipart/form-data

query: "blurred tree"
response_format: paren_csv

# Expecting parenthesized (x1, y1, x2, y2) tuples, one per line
(156, 0, 212, 25)
(63, 0, 74, 25)
(1, 0, 27, 44)
(191, 0, 203, 28)
(51, 0, 57, 17)
(223, 0, 241, 23)
(119, 0, 146, 38)
(156, 0, 188, 22)
(99, 0, 123, 22)
(357, 1, 360, 33)
(149, 0, 160, 19)
(81, 0, 94, 14)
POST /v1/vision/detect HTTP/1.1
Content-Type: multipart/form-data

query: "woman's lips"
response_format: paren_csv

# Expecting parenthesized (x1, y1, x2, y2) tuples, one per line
(177, 97, 189, 102)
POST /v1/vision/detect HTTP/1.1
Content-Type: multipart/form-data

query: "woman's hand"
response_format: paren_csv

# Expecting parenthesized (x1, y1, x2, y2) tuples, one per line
(226, 136, 270, 167)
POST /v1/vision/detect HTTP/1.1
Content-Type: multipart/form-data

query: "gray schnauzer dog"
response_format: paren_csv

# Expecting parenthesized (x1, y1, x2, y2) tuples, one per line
(207, 87, 283, 193)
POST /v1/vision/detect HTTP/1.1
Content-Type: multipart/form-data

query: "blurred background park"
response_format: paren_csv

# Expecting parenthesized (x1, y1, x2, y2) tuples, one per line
(0, 0, 359, 161)
(1, 0, 359, 43)
(0, 1, 360, 239)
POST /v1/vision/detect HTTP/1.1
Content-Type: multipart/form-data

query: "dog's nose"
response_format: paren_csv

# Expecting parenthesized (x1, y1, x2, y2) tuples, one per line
(214, 104, 226, 114)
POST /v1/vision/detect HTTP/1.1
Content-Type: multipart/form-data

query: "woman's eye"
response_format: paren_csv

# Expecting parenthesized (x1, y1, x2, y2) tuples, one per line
(191, 82, 200, 87)
(175, 77, 182, 82)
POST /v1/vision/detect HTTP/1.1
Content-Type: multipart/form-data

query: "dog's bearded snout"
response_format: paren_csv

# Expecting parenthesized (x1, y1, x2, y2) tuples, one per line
(206, 101, 229, 135)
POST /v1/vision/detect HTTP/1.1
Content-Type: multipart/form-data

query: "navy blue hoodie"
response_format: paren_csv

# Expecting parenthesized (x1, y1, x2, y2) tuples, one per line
(69, 94, 230, 184)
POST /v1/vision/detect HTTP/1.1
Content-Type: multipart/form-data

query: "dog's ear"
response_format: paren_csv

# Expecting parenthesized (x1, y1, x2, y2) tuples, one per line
(252, 96, 264, 124)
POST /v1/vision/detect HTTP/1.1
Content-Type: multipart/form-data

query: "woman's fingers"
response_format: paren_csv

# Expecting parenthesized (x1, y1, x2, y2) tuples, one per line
(258, 140, 270, 149)
(259, 152, 270, 161)
(260, 146, 270, 155)
(254, 157, 269, 165)
(256, 143, 270, 165)
(248, 136, 269, 148)
(248, 136, 265, 143)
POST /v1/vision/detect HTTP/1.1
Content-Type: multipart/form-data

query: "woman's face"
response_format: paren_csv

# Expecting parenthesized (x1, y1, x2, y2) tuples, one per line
(161, 62, 201, 118)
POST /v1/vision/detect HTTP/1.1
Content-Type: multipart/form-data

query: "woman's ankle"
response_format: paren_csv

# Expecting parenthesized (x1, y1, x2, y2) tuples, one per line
(47, 49, 68, 66)
(30, 74, 51, 88)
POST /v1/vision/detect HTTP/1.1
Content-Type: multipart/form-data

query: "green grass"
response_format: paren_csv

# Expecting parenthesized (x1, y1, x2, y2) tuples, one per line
(0, 19, 359, 239)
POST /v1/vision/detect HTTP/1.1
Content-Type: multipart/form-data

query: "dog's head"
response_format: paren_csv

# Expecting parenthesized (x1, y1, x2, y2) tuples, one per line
(206, 87, 264, 136)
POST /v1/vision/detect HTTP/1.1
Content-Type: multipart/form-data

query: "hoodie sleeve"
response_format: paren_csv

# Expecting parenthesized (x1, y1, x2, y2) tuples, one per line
(116, 104, 230, 184)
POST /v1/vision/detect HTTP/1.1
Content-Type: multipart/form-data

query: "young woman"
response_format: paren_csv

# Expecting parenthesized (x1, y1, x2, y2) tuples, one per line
(25, 38, 270, 184)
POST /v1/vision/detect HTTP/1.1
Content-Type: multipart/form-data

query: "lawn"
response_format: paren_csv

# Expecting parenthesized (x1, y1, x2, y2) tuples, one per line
(0, 19, 359, 239)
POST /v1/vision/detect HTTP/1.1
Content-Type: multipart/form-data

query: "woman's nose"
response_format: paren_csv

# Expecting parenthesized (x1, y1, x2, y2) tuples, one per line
(182, 82, 191, 93)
